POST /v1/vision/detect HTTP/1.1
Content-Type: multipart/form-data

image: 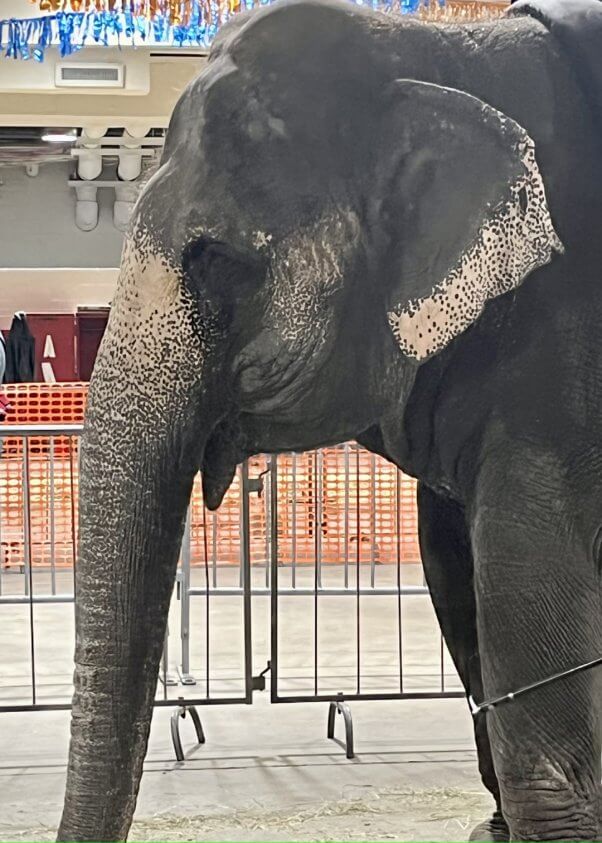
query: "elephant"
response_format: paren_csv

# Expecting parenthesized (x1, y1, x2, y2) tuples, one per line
(57, 0, 602, 839)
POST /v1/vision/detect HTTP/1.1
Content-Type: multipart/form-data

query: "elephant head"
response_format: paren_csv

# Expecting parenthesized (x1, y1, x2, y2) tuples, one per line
(58, 2, 562, 839)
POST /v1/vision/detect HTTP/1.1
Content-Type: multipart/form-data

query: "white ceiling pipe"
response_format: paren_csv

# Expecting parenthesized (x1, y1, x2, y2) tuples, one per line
(117, 148, 142, 181)
(75, 184, 98, 203)
(83, 124, 108, 137)
(123, 126, 152, 148)
(81, 125, 108, 148)
(77, 149, 103, 180)
(74, 183, 98, 232)
(75, 200, 99, 232)
(113, 182, 139, 232)
(115, 183, 139, 204)
(113, 200, 133, 233)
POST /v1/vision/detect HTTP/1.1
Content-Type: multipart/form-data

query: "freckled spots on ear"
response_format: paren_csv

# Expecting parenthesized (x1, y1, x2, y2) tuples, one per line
(388, 144, 563, 360)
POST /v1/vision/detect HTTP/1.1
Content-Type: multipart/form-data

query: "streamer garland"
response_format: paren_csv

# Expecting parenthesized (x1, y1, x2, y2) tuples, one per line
(0, 0, 439, 61)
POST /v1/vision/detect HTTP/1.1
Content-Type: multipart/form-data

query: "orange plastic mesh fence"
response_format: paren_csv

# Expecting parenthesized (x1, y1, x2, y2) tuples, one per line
(420, 0, 508, 19)
(3, 383, 87, 425)
(0, 438, 79, 570)
(2, 382, 87, 459)
(0, 384, 421, 568)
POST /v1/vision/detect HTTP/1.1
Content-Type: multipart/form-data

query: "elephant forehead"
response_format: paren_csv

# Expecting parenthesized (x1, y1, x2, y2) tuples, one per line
(388, 146, 563, 361)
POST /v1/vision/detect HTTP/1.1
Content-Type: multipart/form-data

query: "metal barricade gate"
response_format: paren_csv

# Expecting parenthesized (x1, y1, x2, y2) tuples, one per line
(176, 451, 464, 759)
(0, 427, 462, 762)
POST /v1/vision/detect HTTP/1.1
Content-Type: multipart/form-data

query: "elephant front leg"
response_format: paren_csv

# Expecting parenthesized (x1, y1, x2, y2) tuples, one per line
(417, 482, 508, 842)
(471, 447, 602, 842)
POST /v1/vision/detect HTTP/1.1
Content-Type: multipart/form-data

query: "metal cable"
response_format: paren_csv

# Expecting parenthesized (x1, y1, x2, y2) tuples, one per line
(396, 470, 404, 693)
(24, 438, 36, 706)
(314, 451, 319, 697)
(356, 447, 361, 696)
(202, 504, 210, 698)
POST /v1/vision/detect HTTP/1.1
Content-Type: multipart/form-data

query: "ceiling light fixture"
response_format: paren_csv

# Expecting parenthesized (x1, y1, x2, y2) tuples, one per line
(41, 130, 78, 143)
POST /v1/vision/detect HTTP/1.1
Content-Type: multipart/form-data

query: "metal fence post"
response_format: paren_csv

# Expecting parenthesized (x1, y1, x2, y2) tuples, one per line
(0, 435, 4, 597)
(265, 461, 271, 588)
(23, 438, 36, 705)
(270, 456, 279, 702)
(212, 512, 218, 588)
(344, 444, 350, 589)
(316, 450, 323, 589)
(161, 627, 178, 689)
(49, 438, 57, 596)
(241, 461, 254, 703)
(179, 508, 196, 685)
(370, 452, 377, 587)
(291, 453, 297, 588)
(23, 440, 31, 597)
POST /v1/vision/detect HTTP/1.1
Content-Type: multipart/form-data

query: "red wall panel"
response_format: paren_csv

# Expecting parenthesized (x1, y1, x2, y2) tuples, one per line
(76, 310, 109, 381)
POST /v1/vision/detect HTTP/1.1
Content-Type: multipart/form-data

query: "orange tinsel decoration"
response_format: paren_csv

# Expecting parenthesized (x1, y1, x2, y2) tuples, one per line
(33, 1, 199, 18)
(33, 0, 506, 16)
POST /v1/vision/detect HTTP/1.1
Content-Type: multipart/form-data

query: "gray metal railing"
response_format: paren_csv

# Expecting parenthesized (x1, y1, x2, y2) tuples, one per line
(0, 425, 462, 760)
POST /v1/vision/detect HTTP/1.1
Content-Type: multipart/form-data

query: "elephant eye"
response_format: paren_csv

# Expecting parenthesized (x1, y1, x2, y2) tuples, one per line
(518, 185, 528, 215)
(182, 236, 266, 303)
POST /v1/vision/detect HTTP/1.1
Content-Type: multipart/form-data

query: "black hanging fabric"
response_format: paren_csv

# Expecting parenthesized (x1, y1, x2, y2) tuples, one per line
(0, 335, 6, 385)
(4, 313, 35, 383)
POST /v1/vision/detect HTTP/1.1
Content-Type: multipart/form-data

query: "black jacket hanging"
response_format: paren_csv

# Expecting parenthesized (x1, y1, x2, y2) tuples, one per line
(4, 313, 35, 383)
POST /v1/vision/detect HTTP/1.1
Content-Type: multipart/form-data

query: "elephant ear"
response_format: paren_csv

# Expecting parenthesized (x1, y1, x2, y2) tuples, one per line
(377, 79, 562, 361)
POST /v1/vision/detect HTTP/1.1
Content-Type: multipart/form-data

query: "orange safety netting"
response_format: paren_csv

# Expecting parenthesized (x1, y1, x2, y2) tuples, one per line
(0, 384, 420, 569)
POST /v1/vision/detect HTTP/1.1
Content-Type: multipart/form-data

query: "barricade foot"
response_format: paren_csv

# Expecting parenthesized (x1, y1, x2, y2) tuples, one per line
(327, 696, 355, 759)
(171, 702, 206, 762)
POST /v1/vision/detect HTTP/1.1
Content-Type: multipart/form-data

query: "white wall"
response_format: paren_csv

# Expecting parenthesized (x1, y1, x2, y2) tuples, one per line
(0, 268, 118, 329)
(0, 163, 124, 268)
(0, 161, 120, 327)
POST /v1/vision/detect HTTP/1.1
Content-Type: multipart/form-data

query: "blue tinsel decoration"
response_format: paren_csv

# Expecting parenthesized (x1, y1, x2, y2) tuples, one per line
(0, 0, 438, 62)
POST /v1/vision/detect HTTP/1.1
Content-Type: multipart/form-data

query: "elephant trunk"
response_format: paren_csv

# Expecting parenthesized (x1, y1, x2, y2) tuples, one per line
(58, 423, 195, 840)
(58, 234, 213, 841)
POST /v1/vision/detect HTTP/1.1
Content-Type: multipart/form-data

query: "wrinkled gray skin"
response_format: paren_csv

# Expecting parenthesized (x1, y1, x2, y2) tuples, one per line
(58, 0, 602, 840)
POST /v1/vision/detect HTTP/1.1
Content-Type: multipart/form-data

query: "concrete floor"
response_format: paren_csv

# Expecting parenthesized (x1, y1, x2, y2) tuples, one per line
(0, 699, 492, 841)
(0, 564, 490, 841)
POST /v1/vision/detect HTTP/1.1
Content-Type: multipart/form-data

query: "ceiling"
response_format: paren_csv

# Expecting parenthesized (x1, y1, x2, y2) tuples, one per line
(0, 0, 206, 132)
(0, 57, 205, 129)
